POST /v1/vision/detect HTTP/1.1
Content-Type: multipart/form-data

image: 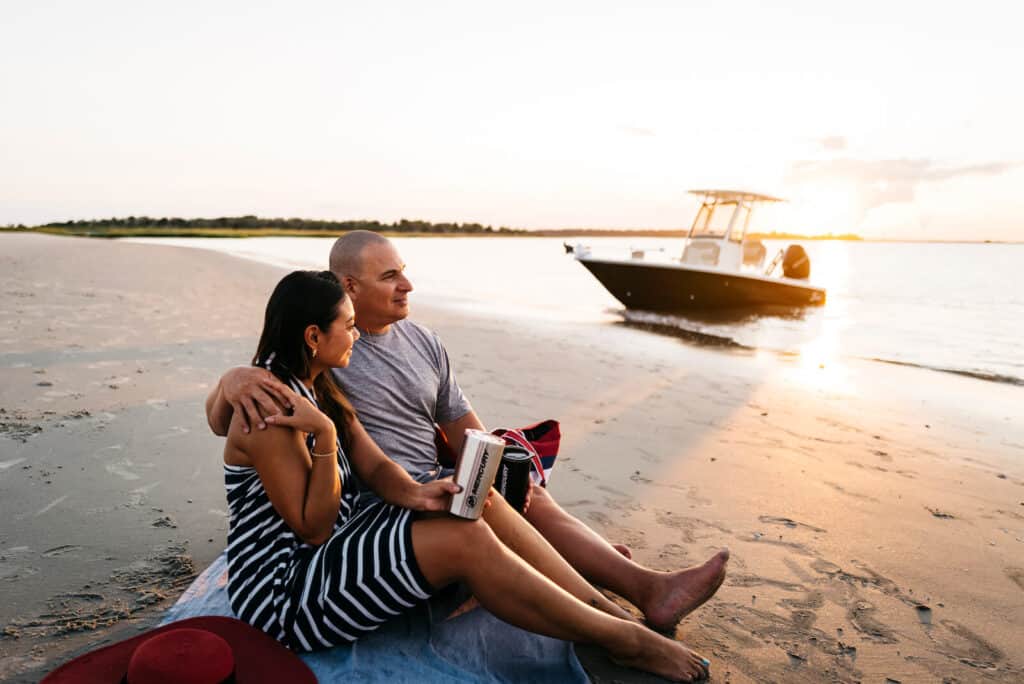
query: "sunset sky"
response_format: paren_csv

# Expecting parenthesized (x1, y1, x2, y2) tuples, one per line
(2, 1, 1021, 240)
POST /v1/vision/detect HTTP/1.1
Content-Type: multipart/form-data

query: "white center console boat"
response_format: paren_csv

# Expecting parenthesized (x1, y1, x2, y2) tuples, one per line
(572, 189, 826, 310)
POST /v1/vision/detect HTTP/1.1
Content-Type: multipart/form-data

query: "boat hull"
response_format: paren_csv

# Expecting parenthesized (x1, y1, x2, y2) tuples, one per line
(578, 259, 826, 310)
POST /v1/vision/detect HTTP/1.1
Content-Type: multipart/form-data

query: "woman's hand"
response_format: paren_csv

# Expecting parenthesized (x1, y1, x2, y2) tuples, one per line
(406, 478, 462, 512)
(265, 397, 334, 440)
(221, 367, 297, 433)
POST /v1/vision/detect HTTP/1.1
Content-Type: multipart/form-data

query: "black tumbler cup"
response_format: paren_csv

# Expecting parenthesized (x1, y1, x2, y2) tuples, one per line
(495, 445, 532, 513)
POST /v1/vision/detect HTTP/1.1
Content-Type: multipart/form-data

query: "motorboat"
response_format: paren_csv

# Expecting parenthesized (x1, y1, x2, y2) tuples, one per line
(571, 189, 826, 310)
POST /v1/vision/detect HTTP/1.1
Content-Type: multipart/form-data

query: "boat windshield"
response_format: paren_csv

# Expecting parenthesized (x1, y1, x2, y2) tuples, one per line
(690, 201, 740, 239)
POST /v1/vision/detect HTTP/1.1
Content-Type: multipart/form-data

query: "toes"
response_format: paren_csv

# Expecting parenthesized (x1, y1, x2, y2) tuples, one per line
(687, 652, 710, 681)
(682, 665, 702, 683)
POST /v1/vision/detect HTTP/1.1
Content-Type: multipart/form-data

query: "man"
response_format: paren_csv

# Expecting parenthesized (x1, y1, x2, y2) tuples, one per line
(207, 231, 728, 632)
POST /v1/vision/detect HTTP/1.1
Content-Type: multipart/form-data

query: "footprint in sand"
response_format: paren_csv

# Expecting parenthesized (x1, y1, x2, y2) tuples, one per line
(584, 511, 648, 550)
(782, 590, 825, 611)
(935, 619, 1003, 669)
(823, 481, 879, 503)
(746, 534, 815, 557)
(847, 600, 898, 643)
(704, 602, 859, 681)
(586, 510, 612, 527)
(652, 543, 692, 567)
(790, 608, 818, 630)
(758, 515, 827, 533)
(602, 497, 646, 514)
(782, 556, 816, 583)
(653, 511, 698, 544)
(635, 447, 659, 463)
(597, 484, 629, 498)
(727, 574, 806, 592)
(1006, 567, 1024, 592)
(925, 506, 956, 519)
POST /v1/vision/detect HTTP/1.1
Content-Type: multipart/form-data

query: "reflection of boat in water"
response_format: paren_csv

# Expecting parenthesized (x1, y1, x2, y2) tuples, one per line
(572, 189, 826, 310)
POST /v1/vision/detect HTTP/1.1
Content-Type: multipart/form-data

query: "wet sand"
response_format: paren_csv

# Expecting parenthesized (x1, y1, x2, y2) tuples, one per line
(2, 233, 1023, 682)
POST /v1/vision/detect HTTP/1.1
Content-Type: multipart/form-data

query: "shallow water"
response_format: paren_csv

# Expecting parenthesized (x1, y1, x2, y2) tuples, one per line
(128, 236, 1024, 386)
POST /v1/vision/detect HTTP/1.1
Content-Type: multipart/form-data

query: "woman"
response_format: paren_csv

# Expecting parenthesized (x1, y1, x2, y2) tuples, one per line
(216, 270, 710, 682)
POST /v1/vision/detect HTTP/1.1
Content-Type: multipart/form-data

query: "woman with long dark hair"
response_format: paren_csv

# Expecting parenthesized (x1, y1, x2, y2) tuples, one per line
(215, 270, 710, 682)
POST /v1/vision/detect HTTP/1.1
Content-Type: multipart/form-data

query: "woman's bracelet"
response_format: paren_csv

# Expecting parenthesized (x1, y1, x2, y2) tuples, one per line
(311, 448, 336, 459)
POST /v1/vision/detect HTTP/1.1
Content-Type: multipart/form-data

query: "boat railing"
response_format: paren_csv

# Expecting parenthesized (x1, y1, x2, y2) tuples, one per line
(764, 248, 784, 276)
(572, 242, 674, 264)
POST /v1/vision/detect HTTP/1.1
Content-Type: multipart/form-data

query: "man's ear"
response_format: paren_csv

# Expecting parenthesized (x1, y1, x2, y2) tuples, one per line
(342, 275, 359, 297)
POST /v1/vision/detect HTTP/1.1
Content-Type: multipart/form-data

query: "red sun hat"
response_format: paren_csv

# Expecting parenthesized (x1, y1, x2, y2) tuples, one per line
(41, 616, 316, 683)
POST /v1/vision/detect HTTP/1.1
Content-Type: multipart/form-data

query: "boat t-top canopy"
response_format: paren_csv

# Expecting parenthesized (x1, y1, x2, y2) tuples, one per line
(685, 189, 783, 244)
(688, 189, 785, 203)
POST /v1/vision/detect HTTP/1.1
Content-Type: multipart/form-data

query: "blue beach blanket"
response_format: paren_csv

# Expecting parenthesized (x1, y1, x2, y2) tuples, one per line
(160, 552, 588, 683)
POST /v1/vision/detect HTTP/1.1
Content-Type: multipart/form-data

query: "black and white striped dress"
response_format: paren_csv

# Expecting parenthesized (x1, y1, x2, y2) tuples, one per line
(224, 376, 434, 652)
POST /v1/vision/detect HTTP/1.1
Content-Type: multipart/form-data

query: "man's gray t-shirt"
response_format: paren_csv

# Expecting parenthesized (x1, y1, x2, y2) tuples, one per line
(332, 319, 471, 481)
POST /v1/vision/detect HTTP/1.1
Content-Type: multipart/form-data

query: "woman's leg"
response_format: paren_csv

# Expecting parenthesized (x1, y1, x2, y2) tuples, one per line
(411, 516, 710, 683)
(480, 490, 635, 622)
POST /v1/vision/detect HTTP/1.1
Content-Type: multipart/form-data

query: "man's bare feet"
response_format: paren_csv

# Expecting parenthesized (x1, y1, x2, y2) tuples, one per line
(612, 543, 632, 560)
(642, 549, 730, 633)
(609, 625, 710, 682)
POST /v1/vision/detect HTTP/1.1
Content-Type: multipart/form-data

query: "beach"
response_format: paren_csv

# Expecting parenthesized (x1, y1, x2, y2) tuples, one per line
(1, 233, 1022, 682)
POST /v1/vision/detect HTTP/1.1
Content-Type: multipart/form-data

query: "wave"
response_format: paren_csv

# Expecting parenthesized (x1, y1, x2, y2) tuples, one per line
(861, 357, 1024, 387)
(617, 309, 1024, 387)
(618, 311, 752, 349)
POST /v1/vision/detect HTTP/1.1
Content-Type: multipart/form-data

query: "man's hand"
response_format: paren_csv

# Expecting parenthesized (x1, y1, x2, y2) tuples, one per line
(523, 478, 534, 515)
(222, 367, 296, 433)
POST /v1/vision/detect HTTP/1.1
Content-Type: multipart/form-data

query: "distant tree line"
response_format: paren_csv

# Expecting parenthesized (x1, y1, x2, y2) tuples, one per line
(33, 216, 521, 234)
(747, 231, 862, 241)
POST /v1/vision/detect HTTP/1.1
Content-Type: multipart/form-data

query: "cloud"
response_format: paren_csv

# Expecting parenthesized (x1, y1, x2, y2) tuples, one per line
(619, 124, 656, 138)
(920, 161, 1016, 182)
(818, 136, 847, 151)
(786, 158, 1019, 210)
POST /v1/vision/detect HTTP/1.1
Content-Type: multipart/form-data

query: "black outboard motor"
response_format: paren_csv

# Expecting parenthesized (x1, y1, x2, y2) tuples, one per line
(782, 244, 811, 279)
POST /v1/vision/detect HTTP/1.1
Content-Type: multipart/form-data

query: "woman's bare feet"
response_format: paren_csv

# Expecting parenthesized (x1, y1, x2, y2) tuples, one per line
(642, 549, 730, 633)
(612, 543, 633, 560)
(609, 625, 710, 682)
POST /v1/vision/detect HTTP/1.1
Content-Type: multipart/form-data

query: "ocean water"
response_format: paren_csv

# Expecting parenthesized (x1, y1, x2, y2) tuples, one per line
(128, 236, 1024, 387)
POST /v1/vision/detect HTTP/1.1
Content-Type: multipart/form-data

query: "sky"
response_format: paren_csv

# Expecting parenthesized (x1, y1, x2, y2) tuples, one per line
(2, 1, 1022, 240)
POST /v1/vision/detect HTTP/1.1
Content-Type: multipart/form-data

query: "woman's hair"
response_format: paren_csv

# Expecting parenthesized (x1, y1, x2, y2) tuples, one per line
(253, 270, 355, 442)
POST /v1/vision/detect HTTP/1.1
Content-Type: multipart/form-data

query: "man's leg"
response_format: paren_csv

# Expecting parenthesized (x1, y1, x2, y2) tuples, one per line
(524, 485, 729, 632)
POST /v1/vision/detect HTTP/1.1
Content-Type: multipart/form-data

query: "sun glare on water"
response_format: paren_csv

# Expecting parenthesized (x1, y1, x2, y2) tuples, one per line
(781, 243, 855, 393)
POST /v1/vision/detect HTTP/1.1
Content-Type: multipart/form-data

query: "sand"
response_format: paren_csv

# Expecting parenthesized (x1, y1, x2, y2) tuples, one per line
(1, 233, 1022, 683)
